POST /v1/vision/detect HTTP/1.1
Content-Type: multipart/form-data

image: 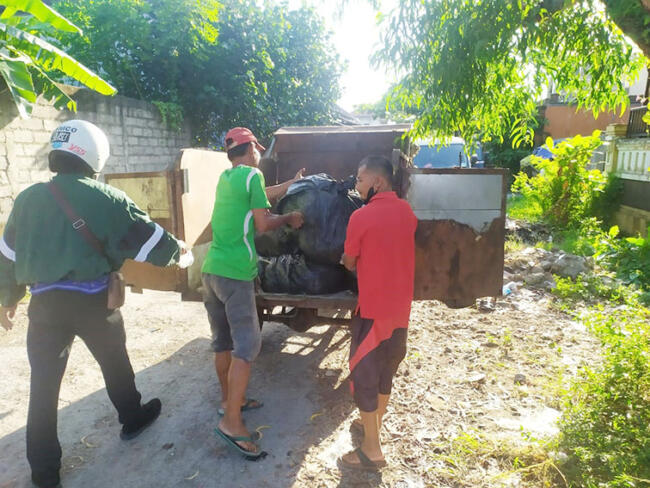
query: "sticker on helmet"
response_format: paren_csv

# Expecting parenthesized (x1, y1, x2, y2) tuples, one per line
(67, 144, 87, 155)
(51, 125, 78, 144)
(52, 130, 70, 143)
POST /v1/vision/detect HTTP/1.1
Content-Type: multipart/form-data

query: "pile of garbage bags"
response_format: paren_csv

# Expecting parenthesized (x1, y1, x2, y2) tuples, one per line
(256, 174, 362, 294)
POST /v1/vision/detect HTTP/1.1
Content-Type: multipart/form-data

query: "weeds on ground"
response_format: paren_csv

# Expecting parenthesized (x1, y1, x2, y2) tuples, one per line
(547, 275, 650, 486)
(556, 301, 650, 487)
(552, 274, 632, 310)
(505, 235, 526, 254)
(428, 430, 565, 487)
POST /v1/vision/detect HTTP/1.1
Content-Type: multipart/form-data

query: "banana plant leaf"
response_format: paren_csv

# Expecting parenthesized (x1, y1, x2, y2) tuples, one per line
(0, 47, 36, 117)
(0, 0, 80, 33)
(0, 22, 115, 95)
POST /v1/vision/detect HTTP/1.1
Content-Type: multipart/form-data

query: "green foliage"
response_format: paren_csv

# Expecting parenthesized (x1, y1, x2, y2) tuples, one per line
(552, 273, 634, 307)
(372, 0, 646, 146)
(507, 193, 543, 222)
(590, 225, 650, 294)
(557, 303, 650, 487)
(512, 133, 607, 229)
(152, 101, 183, 131)
(354, 87, 420, 123)
(0, 0, 116, 117)
(588, 172, 624, 229)
(54, 0, 343, 144)
(483, 125, 534, 187)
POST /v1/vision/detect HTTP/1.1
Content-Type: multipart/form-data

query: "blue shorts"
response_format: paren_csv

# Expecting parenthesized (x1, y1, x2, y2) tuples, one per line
(201, 273, 261, 363)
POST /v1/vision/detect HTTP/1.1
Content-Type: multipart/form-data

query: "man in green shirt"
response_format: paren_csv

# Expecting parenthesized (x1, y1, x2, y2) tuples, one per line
(202, 127, 303, 459)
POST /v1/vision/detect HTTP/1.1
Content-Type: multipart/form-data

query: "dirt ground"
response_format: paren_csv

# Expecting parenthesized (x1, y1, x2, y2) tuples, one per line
(0, 269, 598, 488)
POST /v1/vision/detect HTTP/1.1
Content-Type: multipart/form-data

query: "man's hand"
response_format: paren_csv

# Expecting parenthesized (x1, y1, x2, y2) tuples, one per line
(288, 211, 304, 229)
(292, 168, 305, 183)
(1, 305, 17, 331)
(177, 240, 195, 269)
(341, 254, 357, 271)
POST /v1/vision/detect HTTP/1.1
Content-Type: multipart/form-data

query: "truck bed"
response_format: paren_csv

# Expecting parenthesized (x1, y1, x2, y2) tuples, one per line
(256, 290, 357, 310)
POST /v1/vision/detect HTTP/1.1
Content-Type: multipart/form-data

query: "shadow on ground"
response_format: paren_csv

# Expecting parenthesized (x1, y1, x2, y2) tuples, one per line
(0, 320, 383, 488)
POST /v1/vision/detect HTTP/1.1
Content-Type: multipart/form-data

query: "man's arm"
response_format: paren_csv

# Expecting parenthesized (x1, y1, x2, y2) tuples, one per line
(342, 211, 362, 272)
(341, 254, 357, 272)
(109, 193, 182, 268)
(0, 209, 25, 331)
(265, 168, 305, 204)
(252, 208, 303, 233)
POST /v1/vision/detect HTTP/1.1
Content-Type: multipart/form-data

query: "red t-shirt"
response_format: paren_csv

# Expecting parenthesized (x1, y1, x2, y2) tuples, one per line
(344, 191, 418, 320)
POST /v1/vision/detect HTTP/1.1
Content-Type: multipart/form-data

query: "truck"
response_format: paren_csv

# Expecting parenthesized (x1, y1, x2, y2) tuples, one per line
(105, 125, 507, 332)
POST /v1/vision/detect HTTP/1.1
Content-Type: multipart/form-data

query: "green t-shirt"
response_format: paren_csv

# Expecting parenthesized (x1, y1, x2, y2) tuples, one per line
(202, 165, 271, 281)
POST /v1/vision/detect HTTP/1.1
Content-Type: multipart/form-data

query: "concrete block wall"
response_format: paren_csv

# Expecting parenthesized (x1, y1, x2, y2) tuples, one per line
(0, 87, 192, 225)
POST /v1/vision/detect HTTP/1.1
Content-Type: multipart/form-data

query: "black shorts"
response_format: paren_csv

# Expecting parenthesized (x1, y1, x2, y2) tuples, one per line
(349, 314, 407, 412)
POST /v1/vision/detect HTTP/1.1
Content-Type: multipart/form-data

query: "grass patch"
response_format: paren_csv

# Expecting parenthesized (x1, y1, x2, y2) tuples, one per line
(428, 430, 565, 487)
(507, 194, 543, 222)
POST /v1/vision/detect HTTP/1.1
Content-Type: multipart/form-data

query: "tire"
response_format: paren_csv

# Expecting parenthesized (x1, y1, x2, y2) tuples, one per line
(286, 309, 317, 333)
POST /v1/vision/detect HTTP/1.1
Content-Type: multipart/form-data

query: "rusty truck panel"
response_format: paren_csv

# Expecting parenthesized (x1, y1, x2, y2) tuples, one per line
(261, 125, 411, 184)
(404, 168, 507, 307)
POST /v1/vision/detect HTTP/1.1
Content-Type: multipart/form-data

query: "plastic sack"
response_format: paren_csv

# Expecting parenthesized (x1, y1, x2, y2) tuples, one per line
(255, 225, 297, 257)
(276, 174, 362, 264)
(259, 254, 351, 295)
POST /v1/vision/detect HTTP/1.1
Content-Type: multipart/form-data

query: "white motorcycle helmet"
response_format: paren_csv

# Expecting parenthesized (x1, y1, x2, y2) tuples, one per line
(49, 120, 110, 173)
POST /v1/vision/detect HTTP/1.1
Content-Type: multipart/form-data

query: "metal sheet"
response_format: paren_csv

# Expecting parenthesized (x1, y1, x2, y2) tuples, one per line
(407, 173, 503, 232)
(265, 125, 410, 185)
(406, 168, 507, 306)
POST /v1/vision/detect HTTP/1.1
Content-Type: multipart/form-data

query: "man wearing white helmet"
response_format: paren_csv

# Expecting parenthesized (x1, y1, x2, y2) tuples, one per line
(0, 120, 186, 488)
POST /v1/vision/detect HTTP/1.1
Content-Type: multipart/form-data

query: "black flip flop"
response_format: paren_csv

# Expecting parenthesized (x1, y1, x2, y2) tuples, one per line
(339, 447, 387, 471)
(214, 427, 266, 460)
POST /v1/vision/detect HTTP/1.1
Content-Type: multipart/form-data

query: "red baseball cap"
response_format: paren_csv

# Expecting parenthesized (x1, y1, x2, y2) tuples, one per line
(224, 127, 265, 153)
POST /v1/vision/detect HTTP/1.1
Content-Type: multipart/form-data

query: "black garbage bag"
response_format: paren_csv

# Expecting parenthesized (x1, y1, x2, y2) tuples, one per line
(276, 174, 362, 265)
(255, 225, 297, 257)
(259, 254, 351, 294)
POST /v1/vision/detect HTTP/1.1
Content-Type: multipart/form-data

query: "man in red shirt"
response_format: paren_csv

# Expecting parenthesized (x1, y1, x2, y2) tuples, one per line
(340, 155, 418, 470)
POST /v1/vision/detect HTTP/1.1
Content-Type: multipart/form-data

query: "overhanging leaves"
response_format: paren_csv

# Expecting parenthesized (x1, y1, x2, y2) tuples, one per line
(373, 0, 647, 148)
(0, 0, 80, 33)
(0, 22, 115, 95)
(0, 47, 36, 116)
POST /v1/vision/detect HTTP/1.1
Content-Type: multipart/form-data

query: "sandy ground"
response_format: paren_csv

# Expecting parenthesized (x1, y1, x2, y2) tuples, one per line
(0, 281, 598, 488)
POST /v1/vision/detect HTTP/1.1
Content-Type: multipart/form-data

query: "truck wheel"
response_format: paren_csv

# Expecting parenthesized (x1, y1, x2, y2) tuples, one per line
(286, 309, 316, 333)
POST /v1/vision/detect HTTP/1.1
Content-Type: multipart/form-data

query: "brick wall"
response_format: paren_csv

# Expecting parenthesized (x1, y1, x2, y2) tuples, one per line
(0, 86, 192, 224)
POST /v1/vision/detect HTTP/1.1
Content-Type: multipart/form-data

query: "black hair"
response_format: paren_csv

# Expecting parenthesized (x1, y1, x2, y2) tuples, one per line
(48, 150, 95, 176)
(226, 141, 251, 162)
(359, 155, 394, 185)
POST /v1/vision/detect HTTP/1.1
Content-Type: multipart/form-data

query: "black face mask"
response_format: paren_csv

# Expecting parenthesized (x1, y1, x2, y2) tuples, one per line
(364, 187, 376, 204)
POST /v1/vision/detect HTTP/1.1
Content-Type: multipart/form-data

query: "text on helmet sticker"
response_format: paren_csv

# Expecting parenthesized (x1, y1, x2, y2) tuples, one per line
(51, 126, 78, 145)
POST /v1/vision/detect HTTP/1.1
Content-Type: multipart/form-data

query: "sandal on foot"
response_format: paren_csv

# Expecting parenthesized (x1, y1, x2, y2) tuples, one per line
(217, 398, 264, 417)
(214, 428, 266, 460)
(338, 447, 386, 471)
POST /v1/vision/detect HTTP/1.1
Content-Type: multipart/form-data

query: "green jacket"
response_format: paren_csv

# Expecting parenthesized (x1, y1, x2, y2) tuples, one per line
(0, 174, 181, 307)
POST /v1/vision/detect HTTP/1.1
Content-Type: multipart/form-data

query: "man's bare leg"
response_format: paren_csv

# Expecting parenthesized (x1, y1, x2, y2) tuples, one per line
(377, 393, 389, 429)
(342, 408, 385, 464)
(353, 393, 390, 431)
(217, 357, 257, 453)
(215, 351, 231, 410)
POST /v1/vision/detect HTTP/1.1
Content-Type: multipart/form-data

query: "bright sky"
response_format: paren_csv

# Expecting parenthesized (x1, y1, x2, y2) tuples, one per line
(287, 0, 398, 112)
